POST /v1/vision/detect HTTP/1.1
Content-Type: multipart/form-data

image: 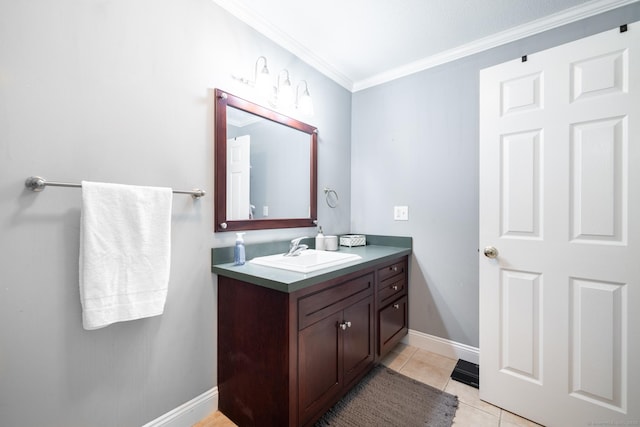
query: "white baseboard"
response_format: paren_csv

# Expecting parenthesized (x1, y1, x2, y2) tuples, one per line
(402, 329, 479, 365)
(142, 387, 218, 427)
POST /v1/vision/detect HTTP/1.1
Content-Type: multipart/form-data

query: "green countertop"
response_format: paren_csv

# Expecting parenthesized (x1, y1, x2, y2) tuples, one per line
(212, 235, 412, 293)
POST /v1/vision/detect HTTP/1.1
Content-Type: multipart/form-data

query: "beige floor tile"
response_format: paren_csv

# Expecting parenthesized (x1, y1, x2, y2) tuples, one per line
(397, 348, 457, 390)
(192, 411, 237, 427)
(399, 358, 453, 390)
(445, 379, 501, 418)
(500, 409, 544, 427)
(381, 350, 410, 371)
(453, 402, 500, 427)
(391, 342, 419, 358)
(409, 348, 458, 372)
(380, 342, 417, 370)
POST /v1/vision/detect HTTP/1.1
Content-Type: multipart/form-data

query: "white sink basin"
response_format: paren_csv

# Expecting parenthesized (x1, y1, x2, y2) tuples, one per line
(250, 249, 362, 273)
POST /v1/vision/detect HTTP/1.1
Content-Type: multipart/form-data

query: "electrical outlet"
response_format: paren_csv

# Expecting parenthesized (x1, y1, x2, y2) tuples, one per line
(263, 206, 269, 217)
(394, 206, 409, 221)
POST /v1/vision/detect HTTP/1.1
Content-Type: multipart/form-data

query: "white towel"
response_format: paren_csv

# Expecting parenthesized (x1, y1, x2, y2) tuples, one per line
(79, 181, 173, 330)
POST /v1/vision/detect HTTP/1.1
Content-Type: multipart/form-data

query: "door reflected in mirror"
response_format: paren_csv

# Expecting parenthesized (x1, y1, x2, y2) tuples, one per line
(215, 89, 318, 232)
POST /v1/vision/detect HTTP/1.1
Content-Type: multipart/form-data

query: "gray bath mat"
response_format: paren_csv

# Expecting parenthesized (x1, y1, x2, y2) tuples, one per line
(315, 364, 458, 426)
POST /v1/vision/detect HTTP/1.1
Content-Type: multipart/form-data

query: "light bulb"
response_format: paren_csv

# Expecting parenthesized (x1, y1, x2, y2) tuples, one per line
(298, 90, 314, 116)
(253, 56, 271, 100)
(255, 68, 271, 99)
(296, 81, 314, 117)
(278, 82, 294, 109)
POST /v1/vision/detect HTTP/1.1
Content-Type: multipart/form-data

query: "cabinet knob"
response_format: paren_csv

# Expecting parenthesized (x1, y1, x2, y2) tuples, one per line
(391, 285, 398, 291)
(393, 304, 400, 310)
(339, 321, 352, 330)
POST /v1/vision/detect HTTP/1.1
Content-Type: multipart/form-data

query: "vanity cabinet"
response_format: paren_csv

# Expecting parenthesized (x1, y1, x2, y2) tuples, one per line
(216, 254, 408, 427)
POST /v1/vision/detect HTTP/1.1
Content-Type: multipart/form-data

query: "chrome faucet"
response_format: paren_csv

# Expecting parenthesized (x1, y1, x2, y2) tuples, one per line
(285, 236, 308, 256)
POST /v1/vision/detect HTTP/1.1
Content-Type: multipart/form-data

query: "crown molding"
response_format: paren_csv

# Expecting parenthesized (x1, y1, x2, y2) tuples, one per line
(211, 0, 354, 91)
(213, 0, 638, 93)
(353, 0, 639, 91)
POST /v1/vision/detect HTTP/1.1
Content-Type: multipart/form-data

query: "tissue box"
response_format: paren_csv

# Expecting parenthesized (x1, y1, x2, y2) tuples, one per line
(339, 234, 366, 247)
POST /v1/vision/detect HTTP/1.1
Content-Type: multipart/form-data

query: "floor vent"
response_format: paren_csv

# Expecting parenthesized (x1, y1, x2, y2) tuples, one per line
(451, 359, 479, 389)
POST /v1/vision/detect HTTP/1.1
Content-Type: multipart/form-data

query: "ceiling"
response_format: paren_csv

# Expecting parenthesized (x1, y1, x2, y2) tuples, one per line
(213, 0, 636, 91)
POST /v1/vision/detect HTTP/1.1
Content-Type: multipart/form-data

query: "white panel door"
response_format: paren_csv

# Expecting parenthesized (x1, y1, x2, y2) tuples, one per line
(479, 24, 639, 427)
(226, 135, 251, 220)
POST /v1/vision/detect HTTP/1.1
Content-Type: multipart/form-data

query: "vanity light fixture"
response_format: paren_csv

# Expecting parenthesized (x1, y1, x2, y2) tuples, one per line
(234, 57, 314, 116)
(296, 80, 314, 117)
(234, 55, 271, 99)
(253, 56, 271, 98)
(276, 69, 295, 109)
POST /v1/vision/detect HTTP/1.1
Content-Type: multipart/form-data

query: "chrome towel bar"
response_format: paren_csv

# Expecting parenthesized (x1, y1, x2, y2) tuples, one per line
(25, 176, 206, 199)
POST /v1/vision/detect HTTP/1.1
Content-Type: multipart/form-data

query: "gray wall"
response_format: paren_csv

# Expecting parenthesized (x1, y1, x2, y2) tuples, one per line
(351, 3, 640, 348)
(0, 1, 351, 426)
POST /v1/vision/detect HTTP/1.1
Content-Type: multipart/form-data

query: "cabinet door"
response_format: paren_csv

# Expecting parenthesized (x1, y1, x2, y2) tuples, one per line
(298, 311, 343, 425)
(343, 295, 374, 387)
(379, 296, 408, 356)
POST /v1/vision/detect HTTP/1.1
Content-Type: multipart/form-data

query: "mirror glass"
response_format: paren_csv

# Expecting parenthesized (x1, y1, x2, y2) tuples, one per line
(214, 89, 318, 232)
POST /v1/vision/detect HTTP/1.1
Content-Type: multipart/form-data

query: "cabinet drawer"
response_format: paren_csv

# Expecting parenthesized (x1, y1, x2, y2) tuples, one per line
(299, 273, 374, 330)
(378, 296, 408, 356)
(378, 259, 407, 282)
(378, 275, 406, 306)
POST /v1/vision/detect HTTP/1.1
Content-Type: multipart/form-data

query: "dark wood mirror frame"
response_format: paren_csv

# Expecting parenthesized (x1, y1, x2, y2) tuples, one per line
(214, 88, 318, 232)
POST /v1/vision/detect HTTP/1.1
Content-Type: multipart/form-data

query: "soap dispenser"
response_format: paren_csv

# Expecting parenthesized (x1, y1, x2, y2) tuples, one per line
(234, 232, 246, 265)
(315, 226, 325, 251)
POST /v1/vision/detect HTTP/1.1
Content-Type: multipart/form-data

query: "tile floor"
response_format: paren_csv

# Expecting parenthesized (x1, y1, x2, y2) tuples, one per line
(194, 344, 543, 427)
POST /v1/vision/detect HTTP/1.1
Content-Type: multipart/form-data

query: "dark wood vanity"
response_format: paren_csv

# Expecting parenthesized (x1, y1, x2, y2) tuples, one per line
(212, 89, 411, 425)
(215, 250, 409, 427)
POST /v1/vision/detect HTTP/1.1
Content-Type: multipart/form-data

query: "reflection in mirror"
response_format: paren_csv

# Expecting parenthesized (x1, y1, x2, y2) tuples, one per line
(226, 107, 310, 220)
(215, 89, 318, 232)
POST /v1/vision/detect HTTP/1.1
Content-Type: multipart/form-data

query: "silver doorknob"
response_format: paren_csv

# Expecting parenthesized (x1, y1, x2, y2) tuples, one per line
(483, 246, 498, 259)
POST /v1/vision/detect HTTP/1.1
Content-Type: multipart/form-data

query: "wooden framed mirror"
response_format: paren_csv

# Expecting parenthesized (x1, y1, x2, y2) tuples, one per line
(214, 89, 318, 232)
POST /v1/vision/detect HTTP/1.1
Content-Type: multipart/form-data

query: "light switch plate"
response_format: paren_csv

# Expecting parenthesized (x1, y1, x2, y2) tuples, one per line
(394, 206, 409, 221)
